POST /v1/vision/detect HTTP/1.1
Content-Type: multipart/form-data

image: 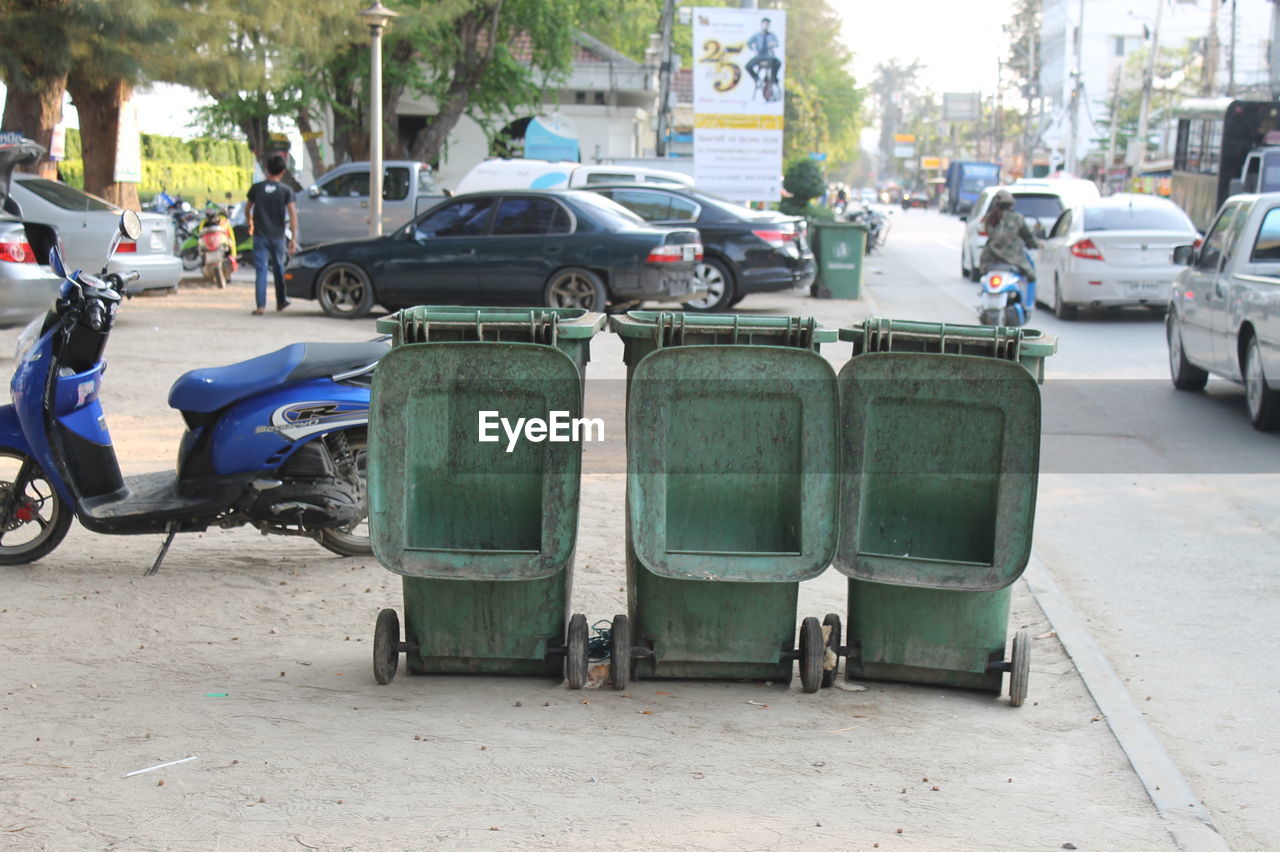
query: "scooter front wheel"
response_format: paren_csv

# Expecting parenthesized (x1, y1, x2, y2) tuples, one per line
(0, 449, 72, 565)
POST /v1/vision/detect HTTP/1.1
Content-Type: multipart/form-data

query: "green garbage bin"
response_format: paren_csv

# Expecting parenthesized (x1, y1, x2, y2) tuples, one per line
(609, 311, 843, 693)
(366, 306, 605, 688)
(810, 221, 867, 299)
(832, 319, 1057, 706)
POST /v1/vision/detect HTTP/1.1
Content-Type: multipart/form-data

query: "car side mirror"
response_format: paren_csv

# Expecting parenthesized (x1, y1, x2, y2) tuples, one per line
(1172, 244, 1195, 266)
(959, 215, 968, 222)
(308, 185, 321, 198)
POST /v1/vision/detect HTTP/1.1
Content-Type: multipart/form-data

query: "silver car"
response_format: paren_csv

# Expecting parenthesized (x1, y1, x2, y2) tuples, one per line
(10, 175, 180, 293)
(0, 213, 62, 328)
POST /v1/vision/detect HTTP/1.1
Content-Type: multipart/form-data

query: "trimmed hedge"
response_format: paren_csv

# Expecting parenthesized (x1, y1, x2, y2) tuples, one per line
(60, 129, 254, 203)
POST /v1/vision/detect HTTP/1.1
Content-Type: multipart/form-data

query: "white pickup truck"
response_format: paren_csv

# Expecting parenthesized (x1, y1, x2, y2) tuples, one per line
(1167, 191, 1280, 429)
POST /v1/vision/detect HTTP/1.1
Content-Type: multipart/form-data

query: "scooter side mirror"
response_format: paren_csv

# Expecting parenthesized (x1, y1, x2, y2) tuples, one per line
(308, 185, 322, 198)
(120, 210, 142, 241)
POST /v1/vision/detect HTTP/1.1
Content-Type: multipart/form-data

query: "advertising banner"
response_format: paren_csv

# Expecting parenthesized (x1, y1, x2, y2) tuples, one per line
(114, 99, 142, 184)
(692, 7, 786, 201)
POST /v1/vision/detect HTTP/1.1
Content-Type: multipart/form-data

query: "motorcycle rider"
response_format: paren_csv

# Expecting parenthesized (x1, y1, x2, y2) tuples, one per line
(979, 189, 1039, 280)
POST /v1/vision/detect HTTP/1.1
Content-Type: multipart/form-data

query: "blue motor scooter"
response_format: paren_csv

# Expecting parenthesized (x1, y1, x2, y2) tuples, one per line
(976, 263, 1035, 327)
(0, 204, 386, 574)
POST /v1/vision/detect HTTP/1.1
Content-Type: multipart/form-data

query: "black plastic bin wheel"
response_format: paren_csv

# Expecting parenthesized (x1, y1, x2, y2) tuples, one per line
(373, 608, 400, 685)
(565, 613, 589, 689)
(798, 617, 823, 694)
(1009, 629, 1030, 707)
(821, 613, 842, 688)
(609, 613, 631, 690)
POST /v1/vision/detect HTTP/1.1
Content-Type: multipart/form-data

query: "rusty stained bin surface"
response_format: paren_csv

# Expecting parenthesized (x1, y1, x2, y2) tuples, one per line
(367, 307, 604, 683)
(834, 319, 1056, 696)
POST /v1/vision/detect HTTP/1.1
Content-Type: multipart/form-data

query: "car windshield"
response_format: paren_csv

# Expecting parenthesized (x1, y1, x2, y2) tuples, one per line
(565, 191, 646, 227)
(1083, 204, 1190, 232)
(19, 178, 118, 212)
(1012, 194, 1063, 220)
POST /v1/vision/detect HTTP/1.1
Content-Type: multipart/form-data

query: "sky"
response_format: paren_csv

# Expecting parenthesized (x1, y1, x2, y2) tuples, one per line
(837, 0, 1017, 95)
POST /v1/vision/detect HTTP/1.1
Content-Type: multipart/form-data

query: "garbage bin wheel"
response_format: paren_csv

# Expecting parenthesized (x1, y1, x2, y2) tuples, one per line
(609, 613, 631, 690)
(565, 613, 589, 689)
(373, 608, 400, 685)
(821, 613, 842, 688)
(798, 617, 823, 694)
(1009, 629, 1030, 707)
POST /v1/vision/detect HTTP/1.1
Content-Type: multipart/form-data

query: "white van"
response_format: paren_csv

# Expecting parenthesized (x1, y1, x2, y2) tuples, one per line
(452, 158, 694, 195)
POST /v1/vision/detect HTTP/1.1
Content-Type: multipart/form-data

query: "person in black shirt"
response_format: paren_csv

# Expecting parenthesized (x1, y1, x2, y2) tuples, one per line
(245, 153, 298, 314)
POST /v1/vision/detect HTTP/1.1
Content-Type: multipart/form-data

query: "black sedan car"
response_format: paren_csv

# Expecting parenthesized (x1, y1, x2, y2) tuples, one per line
(284, 190, 703, 317)
(585, 185, 816, 312)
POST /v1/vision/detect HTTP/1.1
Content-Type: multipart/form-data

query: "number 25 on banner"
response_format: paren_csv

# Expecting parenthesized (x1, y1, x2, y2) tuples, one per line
(700, 40, 745, 92)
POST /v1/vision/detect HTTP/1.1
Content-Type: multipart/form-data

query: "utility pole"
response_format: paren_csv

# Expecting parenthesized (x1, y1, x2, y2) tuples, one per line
(1023, 16, 1038, 179)
(1227, 0, 1237, 96)
(655, 0, 675, 157)
(1134, 0, 1164, 173)
(1104, 67, 1121, 194)
(1271, 0, 1280, 100)
(1201, 0, 1219, 96)
(1066, 0, 1084, 174)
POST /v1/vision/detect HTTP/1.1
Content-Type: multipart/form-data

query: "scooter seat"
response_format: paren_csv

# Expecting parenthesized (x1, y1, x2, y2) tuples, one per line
(168, 341, 389, 414)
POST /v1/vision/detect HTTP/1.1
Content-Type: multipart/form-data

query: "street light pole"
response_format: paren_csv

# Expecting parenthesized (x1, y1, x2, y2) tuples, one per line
(359, 1, 399, 237)
(1134, 0, 1164, 173)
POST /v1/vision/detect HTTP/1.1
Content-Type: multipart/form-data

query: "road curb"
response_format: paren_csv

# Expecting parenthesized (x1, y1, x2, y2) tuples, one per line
(1024, 554, 1229, 851)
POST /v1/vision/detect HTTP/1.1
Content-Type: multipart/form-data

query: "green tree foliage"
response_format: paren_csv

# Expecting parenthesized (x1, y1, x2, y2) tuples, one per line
(396, 0, 607, 164)
(0, 0, 75, 177)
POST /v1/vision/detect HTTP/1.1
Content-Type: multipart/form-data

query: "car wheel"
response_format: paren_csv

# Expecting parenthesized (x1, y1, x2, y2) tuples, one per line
(1052, 277, 1078, 320)
(683, 257, 735, 312)
(544, 267, 607, 311)
(317, 262, 375, 319)
(1167, 316, 1207, 391)
(1244, 334, 1280, 430)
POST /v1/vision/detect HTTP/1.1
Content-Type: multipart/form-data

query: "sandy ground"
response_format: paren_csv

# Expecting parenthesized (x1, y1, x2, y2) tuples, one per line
(0, 276, 1171, 850)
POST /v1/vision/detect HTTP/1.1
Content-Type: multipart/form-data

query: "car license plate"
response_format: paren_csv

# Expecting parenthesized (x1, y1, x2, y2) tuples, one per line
(1123, 281, 1163, 296)
(150, 230, 167, 252)
(682, 245, 695, 261)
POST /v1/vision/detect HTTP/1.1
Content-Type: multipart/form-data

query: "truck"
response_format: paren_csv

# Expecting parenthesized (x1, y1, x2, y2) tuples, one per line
(944, 161, 1001, 215)
(1166, 191, 1280, 430)
(294, 160, 442, 246)
(1171, 98, 1280, 232)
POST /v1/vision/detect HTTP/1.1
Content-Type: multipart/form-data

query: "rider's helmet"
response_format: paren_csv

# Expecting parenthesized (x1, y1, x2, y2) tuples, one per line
(992, 189, 1015, 209)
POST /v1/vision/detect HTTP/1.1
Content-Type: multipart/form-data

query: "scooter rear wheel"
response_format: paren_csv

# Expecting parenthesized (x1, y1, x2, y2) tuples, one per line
(318, 430, 372, 558)
(0, 450, 72, 565)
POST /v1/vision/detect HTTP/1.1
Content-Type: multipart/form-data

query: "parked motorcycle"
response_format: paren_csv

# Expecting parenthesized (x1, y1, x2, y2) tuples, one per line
(976, 263, 1034, 327)
(0, 210, 386, 573)
(847, 205, 890, 253)
(196, 206, 236, 287)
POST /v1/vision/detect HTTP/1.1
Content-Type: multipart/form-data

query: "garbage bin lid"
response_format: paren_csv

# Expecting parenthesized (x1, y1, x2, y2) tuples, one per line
(369, 341, 585, 580)
(834, 353, 1041, 591)
(628, 345, 839, 583)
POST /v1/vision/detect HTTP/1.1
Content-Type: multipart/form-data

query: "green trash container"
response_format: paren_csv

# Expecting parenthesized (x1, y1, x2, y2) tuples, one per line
(832, 319, 1057, 706)
(810, 221, 867, 299)
(366, 306, 605, 688)
(609, 311, 843, 693)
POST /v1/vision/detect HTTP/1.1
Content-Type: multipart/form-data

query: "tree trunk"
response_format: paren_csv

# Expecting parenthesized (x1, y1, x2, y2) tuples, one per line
(65, 74, 139, 209)
(297, 110, 328, 178)
(381, 38, 416, 159)
(408, 5, 503, 165)
(1, 72, 67, 178)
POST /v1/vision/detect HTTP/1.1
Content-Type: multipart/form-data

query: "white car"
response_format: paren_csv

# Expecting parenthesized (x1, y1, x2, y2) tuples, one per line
(960, 178, 1101, 281)
(1036, 194, 1198, 319)
(10, 175, 180, 292)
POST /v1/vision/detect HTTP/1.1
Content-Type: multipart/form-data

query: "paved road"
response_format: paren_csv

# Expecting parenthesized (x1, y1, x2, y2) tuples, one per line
(864, 206, 1279, 850)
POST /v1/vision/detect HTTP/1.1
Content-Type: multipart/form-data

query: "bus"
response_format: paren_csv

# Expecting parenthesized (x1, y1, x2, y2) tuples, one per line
(1172, 98, 1280, 230)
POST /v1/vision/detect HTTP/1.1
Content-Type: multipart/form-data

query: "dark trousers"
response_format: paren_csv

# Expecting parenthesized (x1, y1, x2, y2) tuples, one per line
(252, 235, 288, 309)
